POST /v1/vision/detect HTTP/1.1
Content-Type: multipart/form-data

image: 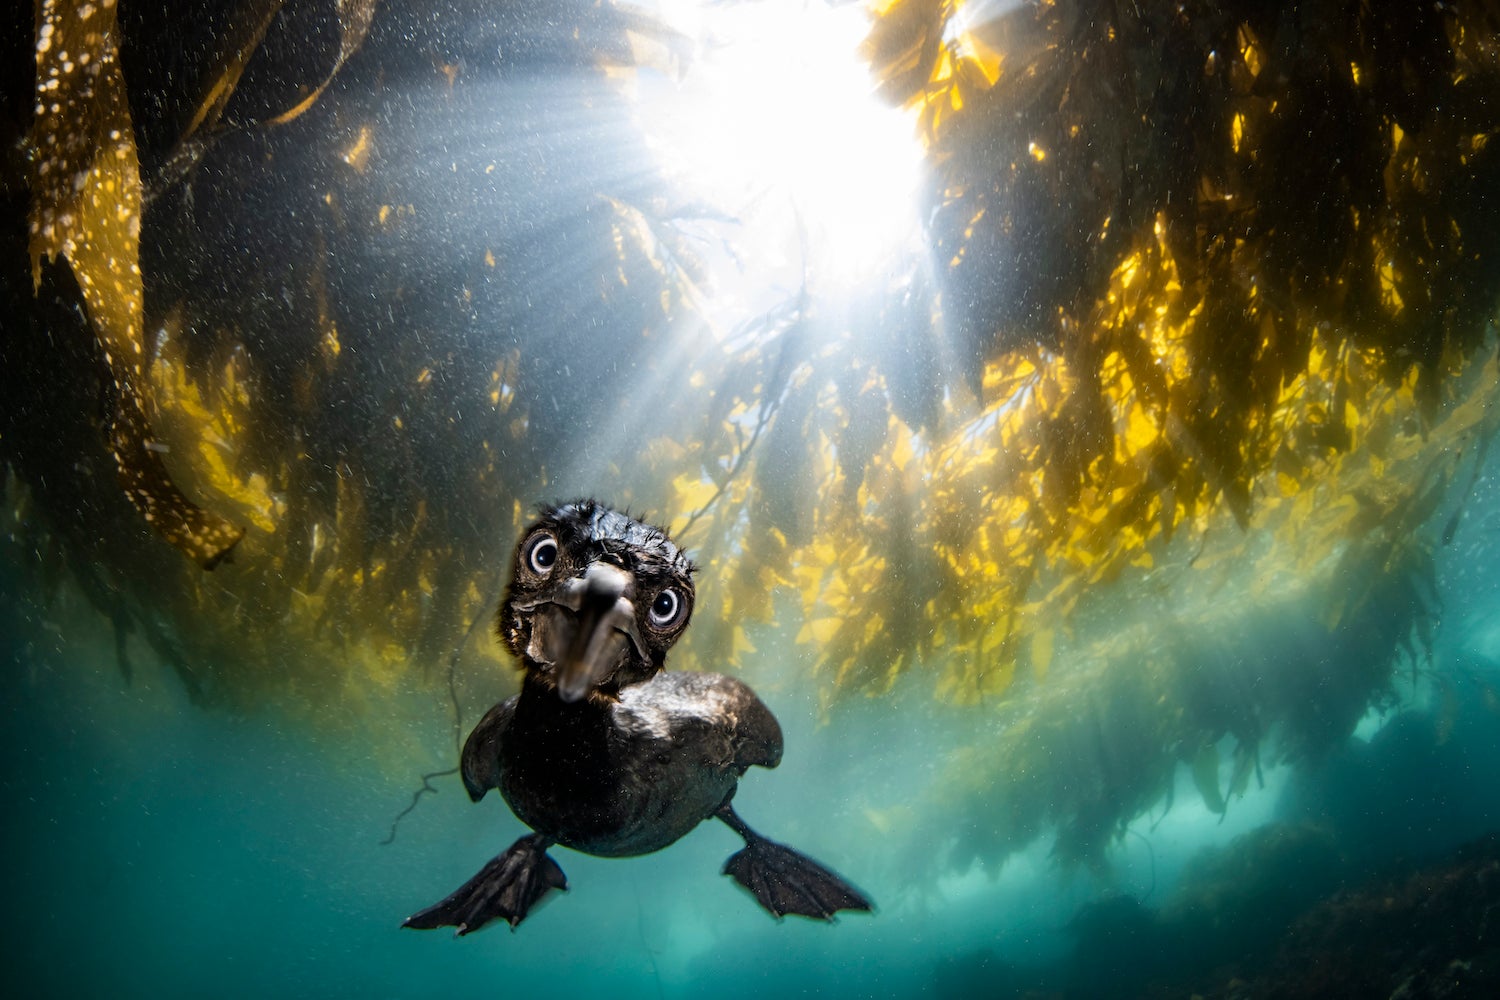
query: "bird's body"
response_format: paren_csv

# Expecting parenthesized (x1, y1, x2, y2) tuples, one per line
(470, 670, 780, 857)
(404, 500, 870, 934)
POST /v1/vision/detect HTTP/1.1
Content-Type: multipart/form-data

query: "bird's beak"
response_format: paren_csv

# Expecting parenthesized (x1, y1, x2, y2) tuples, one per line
(553, 561, 641, 702)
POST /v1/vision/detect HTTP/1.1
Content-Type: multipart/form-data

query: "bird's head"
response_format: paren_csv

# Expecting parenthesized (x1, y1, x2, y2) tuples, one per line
(497, 500, 695, 702)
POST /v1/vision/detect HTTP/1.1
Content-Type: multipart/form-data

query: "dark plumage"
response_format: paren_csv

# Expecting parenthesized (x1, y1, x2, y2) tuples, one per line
(404, 500, 871, 934)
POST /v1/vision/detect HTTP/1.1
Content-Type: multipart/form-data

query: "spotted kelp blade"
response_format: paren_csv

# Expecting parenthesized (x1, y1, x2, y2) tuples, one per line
(27, 0, 243, 568)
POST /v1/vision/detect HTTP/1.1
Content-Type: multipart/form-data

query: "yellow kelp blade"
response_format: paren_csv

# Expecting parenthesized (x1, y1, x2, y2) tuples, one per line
(28, 0, 243, 568)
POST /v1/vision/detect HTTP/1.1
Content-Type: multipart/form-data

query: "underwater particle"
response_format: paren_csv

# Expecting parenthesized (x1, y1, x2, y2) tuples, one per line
(403, 501, 871, 933)
(341, 124, 374, 173)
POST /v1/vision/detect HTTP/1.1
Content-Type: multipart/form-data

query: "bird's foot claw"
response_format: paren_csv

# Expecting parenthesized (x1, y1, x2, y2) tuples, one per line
(723, 838, 872, 921)
(403, 833, 567, 935)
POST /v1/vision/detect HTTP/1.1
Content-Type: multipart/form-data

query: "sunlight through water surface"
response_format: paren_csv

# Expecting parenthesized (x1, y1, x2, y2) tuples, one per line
(632, 0, 927, 330)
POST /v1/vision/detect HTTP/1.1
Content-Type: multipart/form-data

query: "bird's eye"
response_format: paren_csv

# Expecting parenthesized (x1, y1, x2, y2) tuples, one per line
(526, 533, 559, 575)
(648, 588, 685, 629)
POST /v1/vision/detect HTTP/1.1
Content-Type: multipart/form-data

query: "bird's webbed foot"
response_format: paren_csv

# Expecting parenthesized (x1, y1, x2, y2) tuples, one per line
(717, 804, 872, 921)
(403, 832, 567, 934)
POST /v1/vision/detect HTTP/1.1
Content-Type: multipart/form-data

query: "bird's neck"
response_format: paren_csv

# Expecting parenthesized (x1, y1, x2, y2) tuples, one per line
(507, 671, 619, 789)
(516, 670, 616, 719)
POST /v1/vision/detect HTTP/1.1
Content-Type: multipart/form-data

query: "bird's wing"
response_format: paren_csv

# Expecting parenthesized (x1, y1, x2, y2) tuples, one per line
(720, 675, 783, 771)
(616, 672, 784, 772)
(460, 695, 518, 801)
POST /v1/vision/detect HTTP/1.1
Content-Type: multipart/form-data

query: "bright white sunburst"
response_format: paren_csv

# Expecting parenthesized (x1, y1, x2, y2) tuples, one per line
(631, 0, 927, 327)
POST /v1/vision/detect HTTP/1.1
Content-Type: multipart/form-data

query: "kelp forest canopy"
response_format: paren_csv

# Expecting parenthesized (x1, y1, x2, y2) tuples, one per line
(4, 0, 1500, 872)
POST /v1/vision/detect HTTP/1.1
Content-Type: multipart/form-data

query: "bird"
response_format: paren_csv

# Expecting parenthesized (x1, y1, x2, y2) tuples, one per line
(403, 499, 871, 934)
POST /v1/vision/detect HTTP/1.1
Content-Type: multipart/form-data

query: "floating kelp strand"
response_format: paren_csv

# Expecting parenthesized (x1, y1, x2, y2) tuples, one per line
(140, 0, 287, 207)
(260, 0, 379, 127)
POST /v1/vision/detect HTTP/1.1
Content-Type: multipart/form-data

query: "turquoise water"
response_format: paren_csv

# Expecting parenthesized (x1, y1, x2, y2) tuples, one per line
(6, 461, 1500, 998)
(0, 627, 1063, 998)
(0, 603, 1079, 998)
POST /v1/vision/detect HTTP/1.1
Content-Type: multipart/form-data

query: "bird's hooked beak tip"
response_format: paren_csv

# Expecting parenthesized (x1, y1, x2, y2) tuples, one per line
(554, 561, 639, 700)
(555, 660, 595, 702)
